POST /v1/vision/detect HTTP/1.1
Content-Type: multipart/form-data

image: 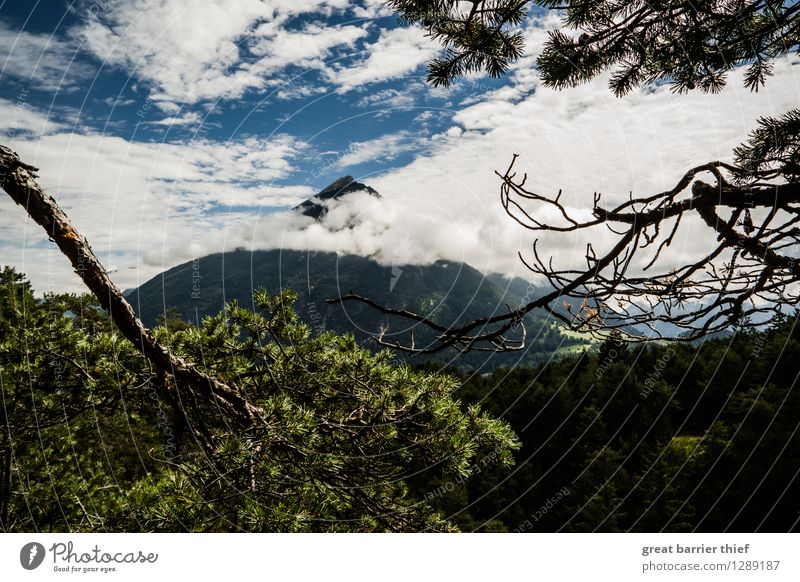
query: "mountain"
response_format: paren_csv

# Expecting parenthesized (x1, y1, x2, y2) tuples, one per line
(127, 249, 590, 371)
(127, 176, 591, 370)
(292, 175, 380, 219)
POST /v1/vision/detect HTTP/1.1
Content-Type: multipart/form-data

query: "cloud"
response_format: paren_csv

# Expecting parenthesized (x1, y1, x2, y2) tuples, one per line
(0, 96, 66, 136)
(232, 12, 800, 288)
(327, 27, 439, 91)
(76, 0, 365, 109)
(100, 96, 137, 107)
(356, 88, 417, 110)
(336, 131, 428, 169)
(250, 22, 367, 69)
(357, 53, 800, 281)
(350, 0, 394, 19)
(149, 111, 203, 126)
(0, 21, 95, 90)
(0, 119, 312, 292)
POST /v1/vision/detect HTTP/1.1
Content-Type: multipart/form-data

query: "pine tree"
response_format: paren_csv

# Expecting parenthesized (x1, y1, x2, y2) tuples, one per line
(0, 268, 519, 532)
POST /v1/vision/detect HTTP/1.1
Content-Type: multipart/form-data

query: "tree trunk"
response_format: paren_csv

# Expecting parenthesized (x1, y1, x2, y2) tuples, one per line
(0, 144, 260, 427)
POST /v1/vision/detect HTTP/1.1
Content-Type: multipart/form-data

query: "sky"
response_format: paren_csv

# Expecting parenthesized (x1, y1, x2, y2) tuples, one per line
(1, 0, 799, 295)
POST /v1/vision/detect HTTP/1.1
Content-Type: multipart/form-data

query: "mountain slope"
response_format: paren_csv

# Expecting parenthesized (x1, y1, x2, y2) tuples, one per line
(127, 249, 588, 370)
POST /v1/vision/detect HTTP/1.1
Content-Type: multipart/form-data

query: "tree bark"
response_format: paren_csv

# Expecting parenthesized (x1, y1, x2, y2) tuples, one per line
(0, 144, 260, 427)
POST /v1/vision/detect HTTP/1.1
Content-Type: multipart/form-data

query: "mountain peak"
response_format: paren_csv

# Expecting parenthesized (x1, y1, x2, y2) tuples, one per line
(293, 175, 380, 220)
(319, 175, 356, 195)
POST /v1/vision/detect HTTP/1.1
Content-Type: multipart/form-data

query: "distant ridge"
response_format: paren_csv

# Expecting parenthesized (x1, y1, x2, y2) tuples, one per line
(292, 175, 381, 220)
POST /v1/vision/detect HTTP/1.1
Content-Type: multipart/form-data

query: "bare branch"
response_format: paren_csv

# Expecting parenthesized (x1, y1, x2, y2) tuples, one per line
(334, 154, 800, 353)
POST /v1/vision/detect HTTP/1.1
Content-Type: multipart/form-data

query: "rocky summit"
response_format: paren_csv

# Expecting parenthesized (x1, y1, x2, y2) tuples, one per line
(292, 175, 381, 220)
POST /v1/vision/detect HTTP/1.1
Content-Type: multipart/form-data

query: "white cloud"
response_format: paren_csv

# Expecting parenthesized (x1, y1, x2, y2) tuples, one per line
(234, 10, 800, 288)
(336, 131, 426, 168)
(77, 0, 364, 109)
(250, 23, 367, 69)
(149, 111, 203, 126)
(224, 49, 799, 296)
(0, 21, 95, 89)
(0, 123, 312, 292)
(0, 97, 65, 136)
(356, 88, 417, 110)
(350, 0, 394, 19)
(101, 96, 137, 107)
(358, 53, 800, 281)
(327, 27, 439, 90)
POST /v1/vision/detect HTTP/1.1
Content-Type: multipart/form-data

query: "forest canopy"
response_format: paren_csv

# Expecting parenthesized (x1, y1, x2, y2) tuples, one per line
(2, 266, 798, 531)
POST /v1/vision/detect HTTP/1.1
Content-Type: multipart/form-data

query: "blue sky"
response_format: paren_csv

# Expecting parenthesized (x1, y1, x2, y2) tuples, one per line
(0, 1, 482, 188)
(1, 1, 798, 293)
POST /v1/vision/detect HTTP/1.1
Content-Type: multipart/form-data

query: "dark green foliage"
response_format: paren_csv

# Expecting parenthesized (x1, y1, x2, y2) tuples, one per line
(734, 109, 800, 182)
(388, 0, 529, 86)
(417, 318, 800, 531)
(3, 266, 798, 531)
(0, 267, 161, 531)
(537, 0, 799, 96)
(391, 1, 800, 95)
(0, 268, 518, 532)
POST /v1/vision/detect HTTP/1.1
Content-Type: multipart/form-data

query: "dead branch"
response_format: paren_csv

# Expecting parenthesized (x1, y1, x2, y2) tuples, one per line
(333, 154, 800, 353)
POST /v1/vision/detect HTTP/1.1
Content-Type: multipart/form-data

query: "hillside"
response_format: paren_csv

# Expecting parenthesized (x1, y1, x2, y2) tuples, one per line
(126, 249, 589, 370)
